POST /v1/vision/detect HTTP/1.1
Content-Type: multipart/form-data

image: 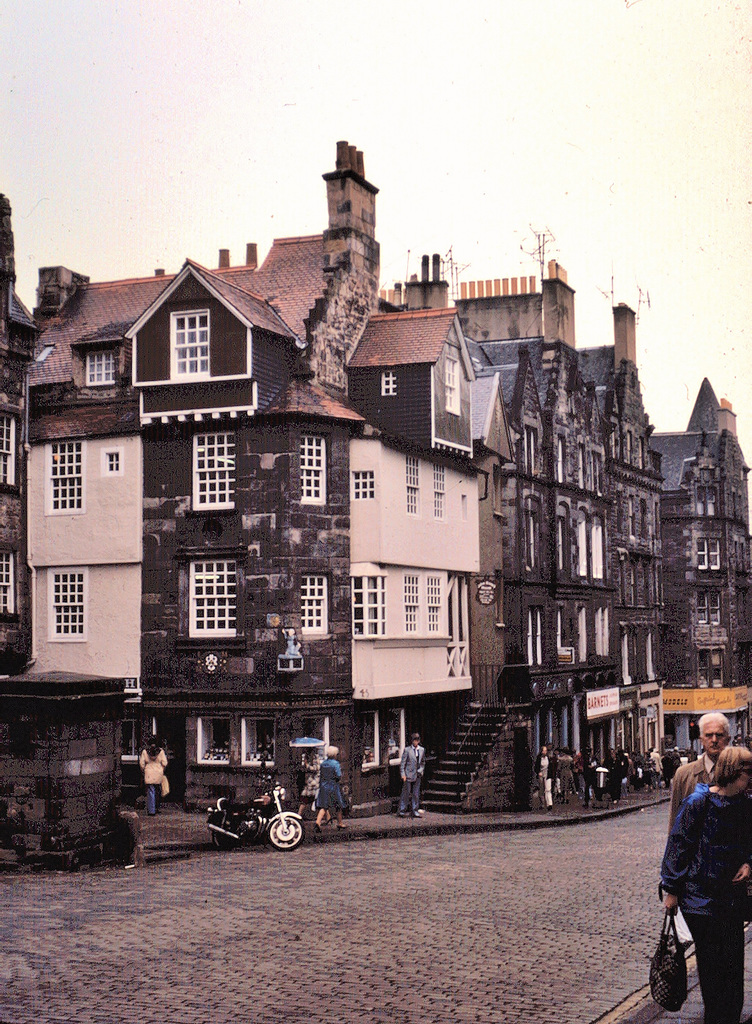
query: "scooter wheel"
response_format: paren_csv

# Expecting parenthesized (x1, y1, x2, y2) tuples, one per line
(268, 815, 304, 851)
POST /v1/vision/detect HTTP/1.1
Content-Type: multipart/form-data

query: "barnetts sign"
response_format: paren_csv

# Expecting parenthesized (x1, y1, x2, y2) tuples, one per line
(586, 688, 620, 720)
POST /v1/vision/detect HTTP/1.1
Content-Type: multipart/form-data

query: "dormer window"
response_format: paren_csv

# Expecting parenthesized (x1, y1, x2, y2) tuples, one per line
(86, 350, 116, 386)
(172, 311, 209, 378)
(381, 370, 397, 396)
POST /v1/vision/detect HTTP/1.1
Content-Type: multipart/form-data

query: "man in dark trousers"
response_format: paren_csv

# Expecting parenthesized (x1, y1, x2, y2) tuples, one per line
(398, 733, 425, 817)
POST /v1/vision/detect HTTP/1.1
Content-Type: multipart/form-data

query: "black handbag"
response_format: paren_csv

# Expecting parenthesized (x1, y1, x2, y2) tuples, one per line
(649, 910, 687, 1012)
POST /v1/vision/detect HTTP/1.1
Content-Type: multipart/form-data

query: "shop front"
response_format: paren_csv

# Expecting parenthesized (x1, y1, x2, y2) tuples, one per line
(662, 685, 750, 751)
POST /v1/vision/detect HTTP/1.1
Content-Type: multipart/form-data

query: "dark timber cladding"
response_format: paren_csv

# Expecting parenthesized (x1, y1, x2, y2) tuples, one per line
(135, 277, 248, 382)
(347, 363, 433, 447)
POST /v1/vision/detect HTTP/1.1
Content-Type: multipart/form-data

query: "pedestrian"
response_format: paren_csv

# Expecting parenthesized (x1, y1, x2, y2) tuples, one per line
(139, 737, 168, 816)
(297, 748, 321, 817)
(557, 749, 575, 804)
(314, 746, 347, 831)
(618, 748, 630, 801)
(398, 732, 426, 818)
(649, 747, 663, 789)
(605, 748, 621, 805)
(662, 746, 681, 790)
(661, 745, 752, 1024)
(534, 744, 556, 811)
(572, 749, 585, 802)
(582, 748, 598, 808)
(668, 712, 731, 829)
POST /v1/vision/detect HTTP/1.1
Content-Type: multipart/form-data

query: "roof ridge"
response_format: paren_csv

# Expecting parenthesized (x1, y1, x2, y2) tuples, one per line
(82, 273, 177, 289)
(368, 307, 457, 322)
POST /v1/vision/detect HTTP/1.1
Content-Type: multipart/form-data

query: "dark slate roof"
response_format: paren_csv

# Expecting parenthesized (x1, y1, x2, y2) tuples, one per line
(687, 378, 720, 433)
(10, 289, 35, 329)
(31, 274, 175, 385)
(262, 378, 364, 422)
(471, 374, 498, 442)
(30, 403, 139, 443)
(650, 431, 721, 490)
(349, 308, 458, 368)
(471, 336, 546, 403)
(578, 345, 615, 413)
(217, 235, 327, 343)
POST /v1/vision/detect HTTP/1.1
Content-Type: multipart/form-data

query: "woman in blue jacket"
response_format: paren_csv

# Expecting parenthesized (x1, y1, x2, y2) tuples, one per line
(661, 745, 752, 1024)
(314, 746, 347, 831)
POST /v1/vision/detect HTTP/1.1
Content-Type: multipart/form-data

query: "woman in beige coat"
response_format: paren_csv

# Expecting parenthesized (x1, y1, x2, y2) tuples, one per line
(139, 739, 168, 815)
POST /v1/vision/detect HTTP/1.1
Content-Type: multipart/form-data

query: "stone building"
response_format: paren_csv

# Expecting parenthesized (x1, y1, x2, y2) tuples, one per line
(579, 303, 665, 753)
(652, 381, 751, 747)
(0, 196, 35, 675)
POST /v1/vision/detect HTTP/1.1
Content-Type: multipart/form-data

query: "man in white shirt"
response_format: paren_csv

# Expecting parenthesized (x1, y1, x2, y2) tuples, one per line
(668, 712, 730, 829)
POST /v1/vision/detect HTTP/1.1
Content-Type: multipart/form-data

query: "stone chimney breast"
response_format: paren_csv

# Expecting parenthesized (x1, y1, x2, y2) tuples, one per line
(218, 249, 230, 269)
(718, 397, 737, 437)
(613, 303, 636, 367)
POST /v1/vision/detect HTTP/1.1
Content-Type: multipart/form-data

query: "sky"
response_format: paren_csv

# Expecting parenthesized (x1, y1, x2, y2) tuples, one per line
(2, 0, 751, 465)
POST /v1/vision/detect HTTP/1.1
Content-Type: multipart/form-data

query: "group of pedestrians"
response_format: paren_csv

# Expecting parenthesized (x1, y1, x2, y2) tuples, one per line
(534, 743, 662, 810)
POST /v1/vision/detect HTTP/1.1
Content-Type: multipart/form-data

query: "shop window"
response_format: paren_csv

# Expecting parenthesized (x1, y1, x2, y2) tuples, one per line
(121, 718, 140, 761)
(197, 717, 230, 764)
(387, 708, 405, 764)
(241, 718, 275, 766)
(361, 710, 379, 769)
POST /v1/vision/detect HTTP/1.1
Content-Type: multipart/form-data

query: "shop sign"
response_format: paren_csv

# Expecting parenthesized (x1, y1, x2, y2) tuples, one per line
(662, 686, 748, 714)
(586, 688, 620, 720)
(475, 577, 497, 606)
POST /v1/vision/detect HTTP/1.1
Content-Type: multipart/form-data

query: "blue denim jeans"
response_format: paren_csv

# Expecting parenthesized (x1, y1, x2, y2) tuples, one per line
(145, 783, 160, 815)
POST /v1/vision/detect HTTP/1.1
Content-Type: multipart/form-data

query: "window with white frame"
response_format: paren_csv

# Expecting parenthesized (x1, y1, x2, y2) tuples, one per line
(301, 716, 330, 751)
(301, 574, 327, 634)
(352, 470, 375, 500)
(0, 552, 13, 614)
(300, 435, 326, 504)
(621, 628, 631, 684)
(595, 606, 609, 656)
(351, 575, 386, 636)
(557, 512, 567, 573)
(121, 718, 140, 760)
(406, 455, 420, 516)
(556, 436, 565, 483)
(427, 575, 442, 632)
(50, 441, 83, 512)
(578, 606, 587, 662)
(404, 574, 419, 633)
(697, 486, 716, 516)
(86, 350, 116, 386)
(577, 514, 588, 577)
(445, 355, 459, 414)
(591, 518, 604, 580)
(101, 448, 122, 476)
(698, 590, 721, 626)
(698, 538, 720, 570)
(189, 560, 237, 637)
(556, 606, 564, 650)
(381, 370, 397, 396)
(525, 501, 539, 570)
(362, 710, 379, 768)
(194, 432, 235, 509)
(433, 464, 445, 519)
(172, 311, 209, 377)
(51, 570, 86, 638)
(197, 717, 230, 763)
(241, 718, 276, 765)
(387, 708, 405, 764)
(527, 607, 543, 666)
(593, 453, 603, 495)
(646, 631, 655, 679)
(524, 427, 537, 476)
(0, 415, 15, 486)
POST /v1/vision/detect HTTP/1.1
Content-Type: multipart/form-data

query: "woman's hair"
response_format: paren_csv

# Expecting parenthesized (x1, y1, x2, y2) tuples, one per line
(715, 745, 752, 787)
(326, 745, 339, 758)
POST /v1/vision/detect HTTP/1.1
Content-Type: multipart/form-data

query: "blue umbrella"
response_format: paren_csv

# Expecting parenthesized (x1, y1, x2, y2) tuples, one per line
(289, 737, 326, 747)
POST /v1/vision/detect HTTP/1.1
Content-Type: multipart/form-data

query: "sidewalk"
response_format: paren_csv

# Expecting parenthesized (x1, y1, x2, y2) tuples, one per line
(605, 928, 752, 1024)
(140, 785, 669, 861)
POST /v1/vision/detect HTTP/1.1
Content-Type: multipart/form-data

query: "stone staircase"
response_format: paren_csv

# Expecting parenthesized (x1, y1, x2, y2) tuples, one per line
(422, 702, 509, 813)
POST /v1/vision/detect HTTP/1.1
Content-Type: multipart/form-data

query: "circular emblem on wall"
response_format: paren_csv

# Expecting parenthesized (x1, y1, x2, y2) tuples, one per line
(205, 653, 219, 673)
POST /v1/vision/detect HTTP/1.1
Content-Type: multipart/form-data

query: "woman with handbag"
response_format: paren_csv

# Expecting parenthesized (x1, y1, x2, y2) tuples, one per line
(139, 738, 169, 816)
(660, 745, 752, 1024)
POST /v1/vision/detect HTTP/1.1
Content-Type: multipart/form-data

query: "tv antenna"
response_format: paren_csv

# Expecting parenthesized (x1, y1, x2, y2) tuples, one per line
(445, 246, 470, 302)
(520, 226, 556, 286)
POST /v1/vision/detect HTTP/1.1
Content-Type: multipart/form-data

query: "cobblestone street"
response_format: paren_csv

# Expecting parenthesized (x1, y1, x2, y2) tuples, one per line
(0, 804, 696, 1024)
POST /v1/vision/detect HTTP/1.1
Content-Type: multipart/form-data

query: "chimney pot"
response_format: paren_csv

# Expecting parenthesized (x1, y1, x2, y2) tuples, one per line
(348, 145, 357, 172)
(218, 249, 230, 269)
(355, 150, 365, 177)
(394, 282, 402, 302)
(721, 397, 733, 411)
(421, 255, 430, 283)
(154, 269, 165, 277)
(245, 243, 258, 269)
(432, 253, 441, 283)
(336, 140, 350, 170)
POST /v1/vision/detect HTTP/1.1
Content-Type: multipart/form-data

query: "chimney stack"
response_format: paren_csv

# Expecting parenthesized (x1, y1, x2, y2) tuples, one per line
(718, 397, 737, 437)
(245, 243, 258, 269)
(405, 253, 449, 310)
(432, 253, 441, 282)
(613, 303, 636, 366)
(35, 266, 90, 319)
(542, 262, 575, 347)
(421, 255, 430, 283)
(154, 268, 165, 277)
(218, 249, 230, 269)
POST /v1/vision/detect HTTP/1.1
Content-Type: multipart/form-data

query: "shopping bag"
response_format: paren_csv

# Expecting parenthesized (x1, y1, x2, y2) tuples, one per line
(649, 910, 687, 1011)
(160, 775, 170, 798)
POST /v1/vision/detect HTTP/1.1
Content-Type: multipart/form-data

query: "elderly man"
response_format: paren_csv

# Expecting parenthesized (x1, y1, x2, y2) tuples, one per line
(668, 712, 731, 829)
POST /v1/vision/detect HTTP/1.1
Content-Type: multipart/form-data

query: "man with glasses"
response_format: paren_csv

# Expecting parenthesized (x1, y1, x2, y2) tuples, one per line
(668, 712, 731, 829)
